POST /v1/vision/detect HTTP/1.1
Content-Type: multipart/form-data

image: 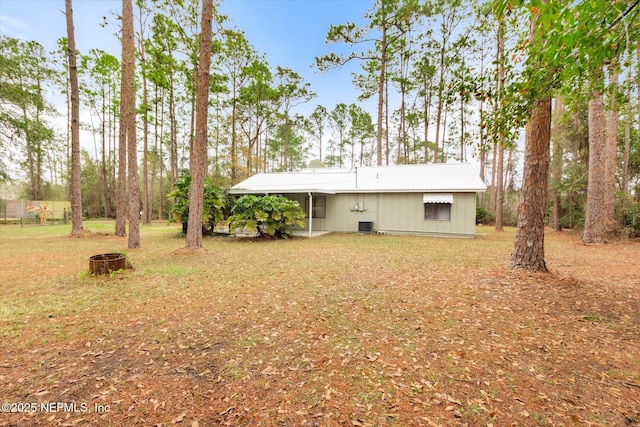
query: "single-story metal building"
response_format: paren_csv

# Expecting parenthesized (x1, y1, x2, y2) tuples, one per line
(229, 163, 487, 238)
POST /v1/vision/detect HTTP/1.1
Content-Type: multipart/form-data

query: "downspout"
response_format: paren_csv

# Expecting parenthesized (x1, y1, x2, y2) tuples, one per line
(308, 192, 313, 238)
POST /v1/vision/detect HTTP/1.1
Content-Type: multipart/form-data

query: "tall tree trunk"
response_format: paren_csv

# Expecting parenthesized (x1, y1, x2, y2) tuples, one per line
(159, 93, 165, 221)
(138, 4, 150, 225)
(603, 66, 618, 239)
(115, 142, 127, 233)
(376, 25, 386, 166)
(110, 84, 117, 198)
(549, 97, 564, 231)
(385, 70, 390, 165)
(621, 98, 630, 228)
(494, 143, 504, 231)
(494, 20, 505, 231)
(169, 67, 178, 187)
(231, 84, 237, 181)
(101, 88, 110, 218)
(150, 86, 159, 220)
(186, 0, 213, 250)
(583, 86, 606, 243)
(505, 147, 514, 192)
(621, 86, 630, 195)
(122, 0, 140, 249)
(284, 113, 290, 171)
(489, 141, 497, 214)
(478, 98, 486, 207)
(115, 82, 128, 235)
(441, 105, 447, 162)
(433, 74, 443, 163)
(398, 67, 406, 164)
(423, 79, 431, 163)
(63, 45, 72, 201)
(459, 93, 465, 162)
(65, 0, 83, 235)
(188, 65, 197, 169)
(510, 97, 551, 272)
(433, 38, 446, 164)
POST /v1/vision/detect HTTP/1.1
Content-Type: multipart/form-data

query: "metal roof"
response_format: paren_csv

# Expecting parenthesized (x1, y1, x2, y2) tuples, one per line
(229, 163, 487, 194)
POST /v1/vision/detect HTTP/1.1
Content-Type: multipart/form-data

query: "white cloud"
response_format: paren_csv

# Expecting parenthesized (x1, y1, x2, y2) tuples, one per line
(0, 14, 28, 31)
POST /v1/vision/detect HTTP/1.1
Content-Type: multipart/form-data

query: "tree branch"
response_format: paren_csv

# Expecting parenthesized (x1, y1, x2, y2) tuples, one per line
(608, 0, 640, 29)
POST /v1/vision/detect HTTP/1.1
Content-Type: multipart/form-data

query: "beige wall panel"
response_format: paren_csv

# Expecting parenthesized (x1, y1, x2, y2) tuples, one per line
(287, 192, 477, 237)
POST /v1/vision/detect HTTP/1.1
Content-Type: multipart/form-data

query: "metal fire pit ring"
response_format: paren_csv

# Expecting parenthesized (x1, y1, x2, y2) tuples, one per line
(89, 253, 126, 275)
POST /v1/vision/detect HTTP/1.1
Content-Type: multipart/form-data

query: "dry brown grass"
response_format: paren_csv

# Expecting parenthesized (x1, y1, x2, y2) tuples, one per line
(0, 222, 639, 426)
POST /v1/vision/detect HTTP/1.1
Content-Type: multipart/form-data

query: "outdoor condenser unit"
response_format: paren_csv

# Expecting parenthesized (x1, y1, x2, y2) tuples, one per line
(358, 221, 374, 234)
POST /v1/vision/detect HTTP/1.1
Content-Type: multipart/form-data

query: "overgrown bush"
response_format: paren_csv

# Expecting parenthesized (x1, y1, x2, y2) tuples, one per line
(476, 205, 495, 225)
(167, 174, 226, 234)
(621, 197, 640, 238)
(228, 195, 305, 239)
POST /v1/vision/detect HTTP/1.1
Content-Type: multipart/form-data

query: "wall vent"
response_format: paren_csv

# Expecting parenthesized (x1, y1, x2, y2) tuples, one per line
(358, 221, 374, 234)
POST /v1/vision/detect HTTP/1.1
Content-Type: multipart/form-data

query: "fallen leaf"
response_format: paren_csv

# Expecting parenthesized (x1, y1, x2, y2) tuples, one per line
(172, 413, 186, 423)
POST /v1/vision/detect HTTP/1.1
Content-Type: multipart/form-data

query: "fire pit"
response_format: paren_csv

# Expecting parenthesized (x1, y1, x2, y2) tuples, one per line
(89, 253, 126, 275)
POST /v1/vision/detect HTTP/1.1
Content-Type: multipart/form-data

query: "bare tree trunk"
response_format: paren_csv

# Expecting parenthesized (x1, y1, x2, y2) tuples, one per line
(423, 79, 430, 163)
(478, 99, 486, 207)
(110, 85, 117, 198)
(101, 89, 110, 218)
(150, 86, 159, 220)
(188, 66, 197, 169)
(583, 87, 606, 243)
(64, 47, 72, 201)
(433, 46, 445, 164)
(604, 66, 618, 239)
(489, 142, 497, 214)
(510, 97, 551, 272)
(169, 69, 178, 187)
(231, 84, 237, 181)
(549, 97, 564, 231)
(115, 59, 128, 235)
(115, 140, 127, 234)
(494, 20, 505, 231)
(494, 142, 504, 231)
(283, 113, 289, 171)
(506, 147, 515, 192)
(122, 0, 140, 249)
(65, 0, 83, 235)
(376, 25, 386, 166)
(459, 93, 465, 162)
(622, 86, 630, 195)
(620, 82, 631, 228)
(385, 70, 390, 165)
(185, 0, 213, 250)
(159, 94, 165, 221)
(138, 4, 150, 224)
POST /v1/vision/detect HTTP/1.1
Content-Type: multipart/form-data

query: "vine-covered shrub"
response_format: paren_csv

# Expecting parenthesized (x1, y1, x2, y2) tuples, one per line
(167, 174, 226, 234)
(228, 195, 305, 239)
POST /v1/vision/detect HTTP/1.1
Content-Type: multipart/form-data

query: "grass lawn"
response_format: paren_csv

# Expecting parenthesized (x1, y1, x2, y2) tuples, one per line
(0, 221, 639, 426)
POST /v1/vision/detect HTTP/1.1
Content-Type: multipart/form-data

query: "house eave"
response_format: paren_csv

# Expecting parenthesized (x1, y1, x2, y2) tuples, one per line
(229, 188, 486, 195)
(228, 188, 337, 195)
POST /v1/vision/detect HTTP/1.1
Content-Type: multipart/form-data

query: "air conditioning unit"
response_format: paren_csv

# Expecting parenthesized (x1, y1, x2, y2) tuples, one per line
(358, 221, 374, 234)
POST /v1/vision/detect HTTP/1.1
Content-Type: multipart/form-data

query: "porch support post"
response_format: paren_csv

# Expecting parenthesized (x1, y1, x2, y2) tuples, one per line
(308, 192, 313, 238)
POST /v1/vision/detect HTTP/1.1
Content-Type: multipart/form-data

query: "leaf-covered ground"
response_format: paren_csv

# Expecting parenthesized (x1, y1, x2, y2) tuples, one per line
(1, 222, 638, 426)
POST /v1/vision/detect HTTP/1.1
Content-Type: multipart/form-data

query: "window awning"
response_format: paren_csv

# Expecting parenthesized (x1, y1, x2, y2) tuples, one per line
(423, 193, 453, 204)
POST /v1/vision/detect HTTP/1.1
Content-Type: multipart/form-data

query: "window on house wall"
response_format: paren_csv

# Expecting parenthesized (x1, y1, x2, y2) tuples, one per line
(423, 193, 452, 221)
(424, 203, 451, 220)
(304, 195, 326, 218)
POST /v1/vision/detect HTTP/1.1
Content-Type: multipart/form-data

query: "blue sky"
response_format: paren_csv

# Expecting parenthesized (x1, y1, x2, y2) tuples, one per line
(0, 0, 375, 116)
